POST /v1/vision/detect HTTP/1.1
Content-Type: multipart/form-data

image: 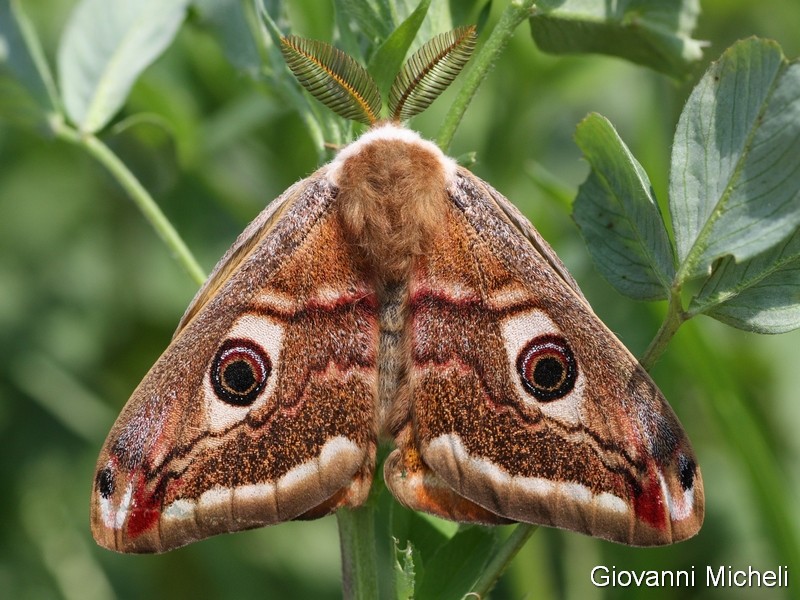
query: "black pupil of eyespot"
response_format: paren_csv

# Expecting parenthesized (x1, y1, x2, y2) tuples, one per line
(517, 335, 577, 402)
(223, 360, 257, 393)
(533, 356, 564, 389)
(211, 339, 270, 406)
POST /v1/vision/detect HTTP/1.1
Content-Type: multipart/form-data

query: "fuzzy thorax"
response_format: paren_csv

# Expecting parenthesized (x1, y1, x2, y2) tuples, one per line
(327, 124, 457, 283)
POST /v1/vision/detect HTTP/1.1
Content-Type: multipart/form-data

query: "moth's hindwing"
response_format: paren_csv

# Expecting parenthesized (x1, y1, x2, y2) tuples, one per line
(386, 170, 703, 546)
(91, 177, 379, 553)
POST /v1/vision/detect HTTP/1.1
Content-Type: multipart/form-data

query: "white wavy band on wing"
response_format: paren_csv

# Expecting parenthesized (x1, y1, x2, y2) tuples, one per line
(426, 433, 629, 520)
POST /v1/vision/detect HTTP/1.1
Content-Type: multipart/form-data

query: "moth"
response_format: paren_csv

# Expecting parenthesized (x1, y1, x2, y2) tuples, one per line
(91, 27, 703, 553)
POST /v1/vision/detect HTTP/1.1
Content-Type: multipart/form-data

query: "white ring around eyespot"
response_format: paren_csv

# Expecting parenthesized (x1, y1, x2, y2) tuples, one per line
(203, 314, 285, 432)
(500, 309, 585, 425)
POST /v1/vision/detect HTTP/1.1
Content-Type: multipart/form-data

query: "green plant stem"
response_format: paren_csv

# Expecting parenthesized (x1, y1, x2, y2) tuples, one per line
(436, 0, 536, 151)
(336, 507, 379, 600)
(640, 288, 687, 371)
(51, 116, 206, 286)
(470, 524, 537, 597)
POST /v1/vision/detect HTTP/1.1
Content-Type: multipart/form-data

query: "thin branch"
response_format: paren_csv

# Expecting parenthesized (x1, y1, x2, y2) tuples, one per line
(640, 288, 687, 371)
(470, 524, 538, 597)
(337, 507, 379, 600)
(436, 0, 536, 151)
(52, 116, 206, 286)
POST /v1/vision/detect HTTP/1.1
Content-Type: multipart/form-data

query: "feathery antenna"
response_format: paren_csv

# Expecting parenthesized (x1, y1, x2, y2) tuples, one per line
(281, 27, 476, 125)
(280, 36, 382, 126)
(389, 26, 477, 122)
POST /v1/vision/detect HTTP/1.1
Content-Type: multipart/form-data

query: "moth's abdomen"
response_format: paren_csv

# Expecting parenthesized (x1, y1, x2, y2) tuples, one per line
(376, 281, 410, 435)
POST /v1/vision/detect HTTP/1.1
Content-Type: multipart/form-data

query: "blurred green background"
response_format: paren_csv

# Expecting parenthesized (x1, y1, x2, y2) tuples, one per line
(1, 1, 800, 598)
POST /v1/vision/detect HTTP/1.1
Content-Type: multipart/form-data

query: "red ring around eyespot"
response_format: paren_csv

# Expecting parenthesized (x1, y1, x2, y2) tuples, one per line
(516, 335, 577, 401)
(211, 338, 271, 406)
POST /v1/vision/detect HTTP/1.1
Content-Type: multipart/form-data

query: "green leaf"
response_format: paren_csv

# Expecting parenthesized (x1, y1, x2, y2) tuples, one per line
(333, 1, 367, 62)
(256, 3, 345, 162)
(573, 113, 675, 300)
(529, 0, 705, 78)
(368, 0, 432, 100)
(449, 0, 489, 29)
(389, 503, 453, 581)
(474, 0, 494, 34)
(57, 0, 190, 133)
(690, 230, 800, 333)
(417, 0, 455, 42)
(0, 0, 60, 112)
(415, 526, 498, 600)
(194, 0, 261, 77)
(333, 0, 394, 42)
(390, 504, 447, 542)
(670, 38, 800, 281)
(389, 26, 477, 121)
(393, 539, 416, 600)
(280, 35, 382, 125)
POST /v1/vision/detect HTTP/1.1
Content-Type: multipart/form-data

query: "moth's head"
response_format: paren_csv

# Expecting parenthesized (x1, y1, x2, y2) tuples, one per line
(279, 27, 476, 129)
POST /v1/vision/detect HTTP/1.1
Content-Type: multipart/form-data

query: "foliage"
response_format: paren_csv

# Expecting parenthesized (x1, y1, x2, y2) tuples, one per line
(575, 39, 800, 328)
(1, 0, 799, 599)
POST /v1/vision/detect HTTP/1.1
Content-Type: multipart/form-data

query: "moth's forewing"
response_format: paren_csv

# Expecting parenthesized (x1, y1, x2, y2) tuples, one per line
(389, 170, 703, 546)
(91, 177, 378, 553)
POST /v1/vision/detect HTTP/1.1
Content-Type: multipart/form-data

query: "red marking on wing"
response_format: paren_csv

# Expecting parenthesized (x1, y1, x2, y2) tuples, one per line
(306, 289, 378, 312)
(126, 476, 164, 538)
(633, 474, 668, 531)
